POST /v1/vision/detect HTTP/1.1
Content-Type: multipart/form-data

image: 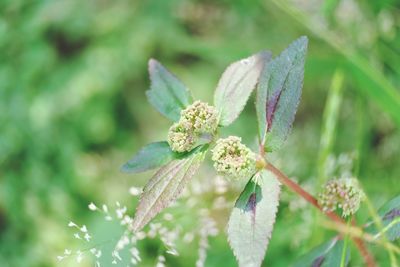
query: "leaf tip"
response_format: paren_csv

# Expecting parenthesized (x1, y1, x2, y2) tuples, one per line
(297, 35, 309, 50)
(120, 163, 131, 174)
(148, 58, 163, 78)
(258, 50, 273, 62)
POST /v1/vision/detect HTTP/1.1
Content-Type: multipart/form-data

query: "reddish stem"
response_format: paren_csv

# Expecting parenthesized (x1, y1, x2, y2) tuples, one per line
(265, 162, 377, 267)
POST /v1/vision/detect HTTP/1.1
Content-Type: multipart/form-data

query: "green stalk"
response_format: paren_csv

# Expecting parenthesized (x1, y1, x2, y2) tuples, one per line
(340, 218, 351, 267)
(317, 69, 344, 185)
(312, 69, 344, 245)
(364, 194, 399, 267)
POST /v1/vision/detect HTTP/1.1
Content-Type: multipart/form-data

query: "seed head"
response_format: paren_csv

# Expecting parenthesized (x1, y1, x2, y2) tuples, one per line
(167, 122, 195, 152)
(180, 100, 219, 134)
(211, 136, 256, 179)
(318, 178, 364, 217)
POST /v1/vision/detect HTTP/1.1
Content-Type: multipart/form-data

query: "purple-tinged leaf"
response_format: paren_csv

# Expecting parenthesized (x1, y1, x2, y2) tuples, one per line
(131, 149, 205, 232)
(366, 195, 400, 241)
(293, 238, 350, 267)
(256, 36, 308, 151)
(214, 51, 272, 126)
(146, 59, 192, 122)
(227, 170, 280, 267)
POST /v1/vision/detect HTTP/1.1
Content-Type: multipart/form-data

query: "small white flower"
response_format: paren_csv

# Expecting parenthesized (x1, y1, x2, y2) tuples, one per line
(68, 221, 77, 227)
(73, 233, 81, 240)
(88, 202, 97, 211)
(129, 186, 142, 196)
(121, 215, 132, 225)
(116, 206, 127, 219)
(76, 251, 83, 263)
(95, 250, 102, 258)
(102, 204, 108, 213)
(166, 248, 179, 256)
(136, 231, 146, 240)
(130, 247, 141, 261)
(112, 251, 122, 261)
(84, 233, 91, 242)
(80, 225, 88, 233)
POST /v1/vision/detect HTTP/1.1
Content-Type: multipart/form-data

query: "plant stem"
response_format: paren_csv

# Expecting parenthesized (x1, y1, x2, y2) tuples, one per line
(264, 161, 377, 267)
(340, 218, 351, 267)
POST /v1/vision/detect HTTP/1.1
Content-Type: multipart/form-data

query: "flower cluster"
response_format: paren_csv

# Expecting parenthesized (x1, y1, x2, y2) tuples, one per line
(318, 178, 364, 217)
(168, 122, 196, 152)
(211, 136, 256, 179)
(168, 101, 219, 152)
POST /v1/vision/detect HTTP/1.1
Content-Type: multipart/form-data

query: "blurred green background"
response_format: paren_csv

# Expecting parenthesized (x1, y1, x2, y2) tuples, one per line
(1, 0, 399, 266)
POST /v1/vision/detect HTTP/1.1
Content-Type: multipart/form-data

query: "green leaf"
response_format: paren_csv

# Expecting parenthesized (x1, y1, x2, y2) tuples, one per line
(256, 36, 308, 151)
(366, 195, 400, 241)
(214, 51, 272, 126)
(227, 170, 280, 267)
(146, 59, 192, 121)
(121, 142, 176, 173)
(293, 239, 350, 267)
(121, 142, 207, 174)
(131, 148, 206, 232)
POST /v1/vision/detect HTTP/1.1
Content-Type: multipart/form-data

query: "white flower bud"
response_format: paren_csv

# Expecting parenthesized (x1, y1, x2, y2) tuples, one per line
(211, 136, 256, 179)
(167, 101, 219, 152)
(180, 100, 219, 134)
(167, 122, 196, 152)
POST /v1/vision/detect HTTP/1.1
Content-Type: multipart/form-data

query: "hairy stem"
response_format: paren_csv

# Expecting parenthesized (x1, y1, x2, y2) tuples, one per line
(265, 161, 377, 267)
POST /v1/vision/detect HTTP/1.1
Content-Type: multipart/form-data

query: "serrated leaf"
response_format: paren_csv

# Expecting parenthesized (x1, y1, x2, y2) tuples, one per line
(256, 36, 308, 151)
(121, 142, 176, 173)
(131, 148, 206, 232)
(214, 51, 272, 126)
(227, 170, 280, 267)
(366, 195, 400, 241)
(146, 59, 192, 121)
(121, 142, 203, 174)
(293, 239, 350, 267)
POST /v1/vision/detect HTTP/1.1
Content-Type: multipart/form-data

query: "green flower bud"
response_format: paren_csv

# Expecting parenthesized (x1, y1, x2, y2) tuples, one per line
(180, 100, 219, 134)
(318, 178, 364, 217)
(167, 122, 196, 152)
(211, 136, 256, 179)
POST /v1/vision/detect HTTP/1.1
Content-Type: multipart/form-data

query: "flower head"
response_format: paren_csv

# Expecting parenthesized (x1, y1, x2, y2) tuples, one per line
(211, 136, 256, 179)
(318, 178, 364, 217)
(180, 100, 219, 134)
(167, 122, 196, 152)
(167, 101, 219, 152)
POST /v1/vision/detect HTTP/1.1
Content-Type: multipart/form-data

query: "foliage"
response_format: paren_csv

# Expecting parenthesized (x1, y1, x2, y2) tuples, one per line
(121, 36, 306, 266)
(256, 36, 307, 151)
(293, 238, 350, 267)
(227, 171, 280, 267)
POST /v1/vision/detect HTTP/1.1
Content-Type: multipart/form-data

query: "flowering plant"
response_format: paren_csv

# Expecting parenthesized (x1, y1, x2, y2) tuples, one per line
(122, 37, 310, 266)
(60, 36, 399, 267)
